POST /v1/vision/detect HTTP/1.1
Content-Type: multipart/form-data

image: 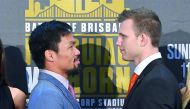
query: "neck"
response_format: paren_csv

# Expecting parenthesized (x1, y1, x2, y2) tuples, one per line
(45, 67, 68, 79)
(134, 47, 159, 66)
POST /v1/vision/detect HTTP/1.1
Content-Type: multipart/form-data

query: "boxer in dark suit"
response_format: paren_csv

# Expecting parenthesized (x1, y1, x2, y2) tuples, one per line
(116, 8, 182, 109)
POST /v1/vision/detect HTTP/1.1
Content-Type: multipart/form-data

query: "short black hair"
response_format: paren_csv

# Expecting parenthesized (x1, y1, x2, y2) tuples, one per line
(29, 20, 72, 68)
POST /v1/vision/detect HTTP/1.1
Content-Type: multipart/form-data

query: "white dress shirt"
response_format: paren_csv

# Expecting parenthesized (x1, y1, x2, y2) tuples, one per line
(39, 69, 69, 90)
(134, 52, 162, 76)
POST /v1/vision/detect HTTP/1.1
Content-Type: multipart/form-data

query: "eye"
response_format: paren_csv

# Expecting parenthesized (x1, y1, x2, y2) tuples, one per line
(121, 35, 125, 40)
(119, 33, 127, 39)
(69, 45, 73, 48)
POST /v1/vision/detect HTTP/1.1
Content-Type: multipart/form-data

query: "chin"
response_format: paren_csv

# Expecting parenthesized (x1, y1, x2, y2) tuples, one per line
(68, 66, 81, 75)
(74, 64, 79, 68)
(122, 56, 127, 61)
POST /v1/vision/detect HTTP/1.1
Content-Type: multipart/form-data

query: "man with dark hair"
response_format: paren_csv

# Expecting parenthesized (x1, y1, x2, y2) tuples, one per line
(117, 8, 182, 109)
(28, 20, 81, 109)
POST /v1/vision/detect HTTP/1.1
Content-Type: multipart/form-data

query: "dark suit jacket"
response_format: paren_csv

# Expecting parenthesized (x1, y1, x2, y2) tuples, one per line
(123, 59, 182, 109)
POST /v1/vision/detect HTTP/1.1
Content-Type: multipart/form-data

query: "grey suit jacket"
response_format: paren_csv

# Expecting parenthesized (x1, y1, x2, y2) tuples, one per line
(28, 72, 81, 109)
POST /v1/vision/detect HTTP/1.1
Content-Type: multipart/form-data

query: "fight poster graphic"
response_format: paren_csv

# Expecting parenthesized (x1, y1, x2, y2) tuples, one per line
(159, 31, 190, 87)
(25, 0, 131, 108)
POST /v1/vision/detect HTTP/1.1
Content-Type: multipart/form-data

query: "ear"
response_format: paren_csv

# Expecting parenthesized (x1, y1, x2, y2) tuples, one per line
(44, 50, 55, 62)
(138, 33, 149, 47)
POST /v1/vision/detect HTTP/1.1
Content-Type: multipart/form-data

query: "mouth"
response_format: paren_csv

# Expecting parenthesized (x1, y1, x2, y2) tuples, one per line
(74, 57, 80, 65)
(120, 49, 124, 54)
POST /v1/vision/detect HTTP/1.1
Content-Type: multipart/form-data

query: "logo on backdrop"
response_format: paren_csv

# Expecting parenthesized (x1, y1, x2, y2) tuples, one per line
(25, 0, 130, 108)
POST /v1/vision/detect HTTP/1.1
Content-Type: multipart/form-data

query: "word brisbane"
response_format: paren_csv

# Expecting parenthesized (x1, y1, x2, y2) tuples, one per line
(25, 22, 120, 33)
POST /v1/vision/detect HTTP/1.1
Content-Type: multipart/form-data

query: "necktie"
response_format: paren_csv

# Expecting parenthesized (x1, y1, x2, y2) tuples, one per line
(68, 84, 76, 99)
(128, 73, 139, 93)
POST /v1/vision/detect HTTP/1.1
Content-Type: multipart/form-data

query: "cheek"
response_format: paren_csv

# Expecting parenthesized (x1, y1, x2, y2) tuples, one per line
(59, 55, 74, 68)
(122, 40, 128, 50)
(123, 40, 136, 54)
(64, 54, 74, 62)
(66, 53, 75, 63)
(58, 53, 73, 62)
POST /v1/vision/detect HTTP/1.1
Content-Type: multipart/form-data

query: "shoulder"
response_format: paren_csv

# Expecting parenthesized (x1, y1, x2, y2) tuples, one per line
(9, 87, 26, 109)
(146, 62, 177, 81)
(28, 85, 66, 109)
(32, 79, 64, 94)
(29, 80, 64, 100)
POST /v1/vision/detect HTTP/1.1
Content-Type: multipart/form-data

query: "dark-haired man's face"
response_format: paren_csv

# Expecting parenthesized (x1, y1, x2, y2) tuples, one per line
(53, 34, 80, 74)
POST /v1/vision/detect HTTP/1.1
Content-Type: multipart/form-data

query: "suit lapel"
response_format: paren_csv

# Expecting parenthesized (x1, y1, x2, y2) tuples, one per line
(124, 58, 163, 107)
(39, 72, 81, 109)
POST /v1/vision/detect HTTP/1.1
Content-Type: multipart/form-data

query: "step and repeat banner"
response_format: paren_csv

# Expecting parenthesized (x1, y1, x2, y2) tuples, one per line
(25, 1, 128, 108)
(0, 0, 190, 108)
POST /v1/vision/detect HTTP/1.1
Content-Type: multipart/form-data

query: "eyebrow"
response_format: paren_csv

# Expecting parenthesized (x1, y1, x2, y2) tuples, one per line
(69, 40, 76, 45)
(119, 33, 127, 37)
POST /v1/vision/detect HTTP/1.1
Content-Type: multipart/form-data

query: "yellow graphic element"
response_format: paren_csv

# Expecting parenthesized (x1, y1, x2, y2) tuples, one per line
(25, 38, 31, 65)
(68, 66, 130, 97)
(25, 33, 119, 37)
(25, 0, 129, 20)
(116, 67, 130, 93)
(99, 67, 114, 93)
(25, 0, 131, 97)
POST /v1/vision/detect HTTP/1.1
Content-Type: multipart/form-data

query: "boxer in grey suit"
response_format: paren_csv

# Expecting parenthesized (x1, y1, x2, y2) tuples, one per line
(28, 21, 81, 109)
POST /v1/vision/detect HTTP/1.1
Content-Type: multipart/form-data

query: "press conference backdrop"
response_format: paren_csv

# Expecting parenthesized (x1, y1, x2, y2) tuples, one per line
(0, 0, 190, 108)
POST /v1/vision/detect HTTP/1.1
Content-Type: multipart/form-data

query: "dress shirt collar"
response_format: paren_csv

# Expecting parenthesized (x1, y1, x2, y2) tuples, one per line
(134, 52, 162, 76)
(39, 69, 69, 89)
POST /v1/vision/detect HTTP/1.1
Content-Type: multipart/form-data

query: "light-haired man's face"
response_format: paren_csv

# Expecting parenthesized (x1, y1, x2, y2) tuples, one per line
(117, 19, 141, 61)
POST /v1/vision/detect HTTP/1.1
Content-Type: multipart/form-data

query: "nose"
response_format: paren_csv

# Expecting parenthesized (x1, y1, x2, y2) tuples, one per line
(116, 37, 121, 47)
(75, 47, 80, 56)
